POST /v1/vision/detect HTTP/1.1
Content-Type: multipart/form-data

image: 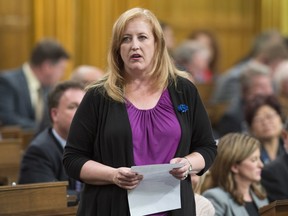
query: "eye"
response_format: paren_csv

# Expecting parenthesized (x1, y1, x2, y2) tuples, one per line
(68, 104, 79, 110)
(138, 35, 147, 41)
(122, 36, 131, 43)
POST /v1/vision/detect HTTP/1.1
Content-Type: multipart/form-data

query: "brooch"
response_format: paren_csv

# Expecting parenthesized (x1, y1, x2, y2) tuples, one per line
(177, 104, 189, 113)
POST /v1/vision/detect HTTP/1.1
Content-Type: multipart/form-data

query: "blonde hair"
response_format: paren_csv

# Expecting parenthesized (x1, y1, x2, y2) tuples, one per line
(91, 7, 187, 102)
(206, 133, 266, 205)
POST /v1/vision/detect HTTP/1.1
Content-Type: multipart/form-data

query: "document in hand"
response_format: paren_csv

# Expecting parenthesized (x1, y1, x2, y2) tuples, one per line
(128, 163, 184, 216)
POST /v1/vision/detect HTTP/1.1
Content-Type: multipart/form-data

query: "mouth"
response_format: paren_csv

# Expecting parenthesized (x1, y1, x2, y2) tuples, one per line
(130, 53, 142, 60)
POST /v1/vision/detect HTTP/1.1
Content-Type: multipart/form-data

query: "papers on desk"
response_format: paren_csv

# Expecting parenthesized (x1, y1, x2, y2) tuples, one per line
(128, 163, 183, 216)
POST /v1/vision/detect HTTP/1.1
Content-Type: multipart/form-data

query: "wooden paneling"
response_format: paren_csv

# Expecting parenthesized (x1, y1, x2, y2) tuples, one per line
(72, 0, 262, 73)
(32, 0, 75, 79)
(0, 0, 287, 76)
(260, 0, 288, 36)
(145, 0, 261, 72)
(0, 0, 32, 70)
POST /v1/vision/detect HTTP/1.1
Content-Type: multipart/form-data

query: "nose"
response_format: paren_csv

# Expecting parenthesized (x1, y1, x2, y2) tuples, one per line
(131, 38, 140, 50)
(258, 159, 264, 168)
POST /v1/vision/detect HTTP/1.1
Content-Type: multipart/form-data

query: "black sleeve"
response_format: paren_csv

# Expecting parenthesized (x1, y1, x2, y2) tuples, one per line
(63, 89, 99, 180)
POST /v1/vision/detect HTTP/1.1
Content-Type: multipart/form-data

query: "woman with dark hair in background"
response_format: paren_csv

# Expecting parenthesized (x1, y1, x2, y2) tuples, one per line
(245, 94, 285, 164)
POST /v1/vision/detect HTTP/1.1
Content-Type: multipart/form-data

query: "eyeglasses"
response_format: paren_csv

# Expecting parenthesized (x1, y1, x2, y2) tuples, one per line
(252, 112, 279, 125)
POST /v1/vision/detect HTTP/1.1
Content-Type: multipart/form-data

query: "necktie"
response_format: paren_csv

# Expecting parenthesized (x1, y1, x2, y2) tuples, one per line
(35, 87, 44, 122)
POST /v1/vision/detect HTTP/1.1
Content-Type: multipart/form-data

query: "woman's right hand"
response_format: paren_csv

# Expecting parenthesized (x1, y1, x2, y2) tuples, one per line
(112, 167, 143, 190)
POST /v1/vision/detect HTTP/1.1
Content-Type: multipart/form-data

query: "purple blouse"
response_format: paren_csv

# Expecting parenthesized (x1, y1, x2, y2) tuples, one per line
(126, 89, 181, 216)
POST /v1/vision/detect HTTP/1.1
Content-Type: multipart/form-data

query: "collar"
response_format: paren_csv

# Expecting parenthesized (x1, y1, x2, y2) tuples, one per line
(23, 62, 41, 91)
(51, 128, 66, 149)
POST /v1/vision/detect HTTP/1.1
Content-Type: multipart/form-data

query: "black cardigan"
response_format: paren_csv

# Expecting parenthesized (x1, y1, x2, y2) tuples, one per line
(63, 76, 217, 216)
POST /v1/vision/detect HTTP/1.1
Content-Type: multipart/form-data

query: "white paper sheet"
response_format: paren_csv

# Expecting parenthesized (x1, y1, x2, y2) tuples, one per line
(128, 163, 183, 216)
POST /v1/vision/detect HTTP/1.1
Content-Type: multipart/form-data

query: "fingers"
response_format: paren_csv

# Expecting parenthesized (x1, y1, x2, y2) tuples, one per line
(170, 157, 191, 180)
(113, 167, 143, 190)
(170, 169, 189, 180)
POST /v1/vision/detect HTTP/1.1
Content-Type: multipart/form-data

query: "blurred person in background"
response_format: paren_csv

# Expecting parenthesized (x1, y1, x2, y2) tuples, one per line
(261, 118, 288, 202)
(203, 133, 268, 216)
(173, 40, 211, 83)
(70, 65, 104, 86)
(216, 62, 274, 136)
(160, 21, 175, 55)
(188, 29, 220, 80)
(211, 30, 287, 106)
(273, 60, 288, 117)
(18, 80, 85, 199)
(0, 38, 70, 131)
(245, 95, 285, 165)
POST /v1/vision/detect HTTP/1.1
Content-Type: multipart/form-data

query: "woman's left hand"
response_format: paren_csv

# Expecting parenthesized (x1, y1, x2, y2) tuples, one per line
(169, 157, 191, 180)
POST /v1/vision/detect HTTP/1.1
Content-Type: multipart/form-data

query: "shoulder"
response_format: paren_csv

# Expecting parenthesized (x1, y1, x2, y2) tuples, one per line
(203, 187, 230, 199)
(0, 68, 25, 88)
(0, 68, 23, 79)
(84, 85, 110, 101)
(195, 193, 215, 216)
(168, 76, 198, 98)
(203, 187, 235, 215)
(263, 154, 288, 174)
(28, 129, 56, 151)
(174, 76, 197, 90)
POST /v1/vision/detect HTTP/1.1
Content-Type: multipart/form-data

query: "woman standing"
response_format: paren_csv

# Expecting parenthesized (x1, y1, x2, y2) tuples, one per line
(63, 7, 217, 216)
(203, 133, 268, 216)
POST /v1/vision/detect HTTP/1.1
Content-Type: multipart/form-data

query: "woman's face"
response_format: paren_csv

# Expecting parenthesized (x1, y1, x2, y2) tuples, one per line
(232, 148, 263, 183)
(251, 105, 283, 140)
(120, 17, 155, 77)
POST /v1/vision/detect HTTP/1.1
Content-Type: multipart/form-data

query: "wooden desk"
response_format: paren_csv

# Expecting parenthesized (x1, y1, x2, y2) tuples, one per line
(0, 126, 22, 139)
(0, 206, 78, 216)
(0, 139, 22, 185)
(0, 126, 35, 151)
(0, 181, 77, 215)
(259, 200, 288, 216)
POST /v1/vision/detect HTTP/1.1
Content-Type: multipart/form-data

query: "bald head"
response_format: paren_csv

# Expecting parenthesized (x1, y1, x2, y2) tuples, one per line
(71, 65, 104, 86)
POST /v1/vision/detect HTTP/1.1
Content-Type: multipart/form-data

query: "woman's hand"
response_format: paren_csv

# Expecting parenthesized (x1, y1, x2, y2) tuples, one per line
(112, 167, 143, 190)
(169, 157, 191, 180)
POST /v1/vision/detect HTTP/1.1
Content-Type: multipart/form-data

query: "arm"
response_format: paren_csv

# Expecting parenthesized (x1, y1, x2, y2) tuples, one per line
(189, 82, 217, 175)
(170, 152, 205, 180)
(80, 160, 142, 190)
(169, 78, 216, 179)
(63, 89, 142, 190)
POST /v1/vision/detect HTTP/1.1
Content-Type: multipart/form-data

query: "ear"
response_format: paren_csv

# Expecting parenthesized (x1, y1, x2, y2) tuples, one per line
(231, 164, 239, 174)
(50, 107, 58, 122)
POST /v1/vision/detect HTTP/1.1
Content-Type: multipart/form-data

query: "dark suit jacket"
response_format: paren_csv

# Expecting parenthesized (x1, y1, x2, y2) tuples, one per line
(18, 128, 75, 190)
(261, 153, 288, 202)
(216, 97, 248, 136)
(0, 67, 50, 131)
(203, 187, 268, 216)
(0, 67, 35, 129)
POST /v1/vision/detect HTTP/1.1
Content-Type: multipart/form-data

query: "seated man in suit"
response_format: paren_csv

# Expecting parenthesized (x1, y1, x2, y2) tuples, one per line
(18, 81, 85, 198)
(261, 118, 288, 202)
(0, 39, 70, 131)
